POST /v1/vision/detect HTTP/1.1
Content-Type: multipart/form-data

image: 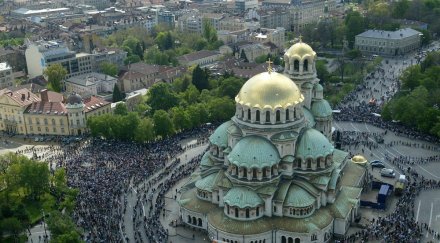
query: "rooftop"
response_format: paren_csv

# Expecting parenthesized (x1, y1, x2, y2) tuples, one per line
(178, 50, 220, 63)
(83, 96, 110, 113)
(357, 28, 422, 40)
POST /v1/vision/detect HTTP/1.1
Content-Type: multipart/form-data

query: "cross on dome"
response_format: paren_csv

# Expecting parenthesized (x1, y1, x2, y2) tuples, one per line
(266, 58, 273, 74)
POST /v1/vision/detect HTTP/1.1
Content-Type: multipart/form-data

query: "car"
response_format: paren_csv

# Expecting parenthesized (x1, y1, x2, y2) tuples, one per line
(370, 160, 386, 169)
(381, 168, 396, 178)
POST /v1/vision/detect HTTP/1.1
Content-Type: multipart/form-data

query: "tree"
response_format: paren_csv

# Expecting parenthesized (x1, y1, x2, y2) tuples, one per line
(218, 77, 245, 99)
(240, 49, 249, 62)
(100, 62, 119, 77)
(180, 84, 200, 104)
(170, 107, 191, 131)
(192, 65, 210, 91)
(114, 103, 128, 116)
(134, 118, 155, 143)
(392, 0, 409, 18)
(47, 211, 82, 242)
(146, 82, 180, 111)
(153, 110, 174, 138)
(124, 55, 141, 65)
(344, 11, 365, 48)
(207, 97, 235, 122)
(202, 19, 218, 43)
(43, 63, 67, 92)
(112, 84, 125, 102)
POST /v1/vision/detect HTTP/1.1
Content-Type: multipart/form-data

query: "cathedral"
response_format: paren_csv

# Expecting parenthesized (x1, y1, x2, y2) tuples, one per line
(179, 40, 367, 243)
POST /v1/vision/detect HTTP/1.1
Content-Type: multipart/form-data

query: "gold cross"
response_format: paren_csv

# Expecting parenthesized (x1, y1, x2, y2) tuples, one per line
(266, 58, 273, 74)
(299, 34, 303, 42)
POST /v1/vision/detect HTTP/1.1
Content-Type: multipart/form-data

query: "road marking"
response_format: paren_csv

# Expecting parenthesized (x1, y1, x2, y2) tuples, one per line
(427, 202, 434, 237)
(416, 200, 421, 222)
(417, 165, 440, 179)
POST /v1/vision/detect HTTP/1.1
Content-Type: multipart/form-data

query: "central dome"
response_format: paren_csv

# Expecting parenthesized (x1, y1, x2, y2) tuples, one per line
(235, 72, 303, 109)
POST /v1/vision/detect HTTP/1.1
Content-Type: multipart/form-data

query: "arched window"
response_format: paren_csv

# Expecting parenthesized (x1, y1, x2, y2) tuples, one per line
(198, 218, 202, 226)
(295, 238, 300, 243)
(294, 108, 296, 118)
(294, 60, 299, 71)
(192, 216, 196, 225)
(281, 236, 287, 243)
(297, 159, 302, 168)
(243, 167, 247, 178)
(262, 168, 267, 178)
(288, 237, 293, 243)
(265, 110, 270, 123)
(51, 118, 55, 125)
(235, 208, 239, 217)
(307, 159, 312, 169)
(276, 110, 280, 122)
(241, 109, 244, 118)
(256, 207, 259, 216)
(256, 110, 260, 122)
(253, 169, 257, 179)
(235, 166, 239, 176)
(187, 215, 191, 223)
(227, 204, 230, 214)
(286, 109, 290, 121)
(246, 208, 250, 218)
(248, 109, 251, 120)
(304, 59, 308, 72)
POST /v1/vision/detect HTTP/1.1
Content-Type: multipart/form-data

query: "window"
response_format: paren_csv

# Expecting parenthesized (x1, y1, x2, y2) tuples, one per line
(248, 109, 251, 120)
(235, 208, 239, 217)
(256, 110, 260, 122)
(30, 126, 33, 131)
(294, 60, 299, 71)
(61, 127, 65, 134)
(273, 206, 277, 212)
(303, 59, 308, 72)
(60, 119, 64, 125)
(44, 118, 48, 125)
(265, 111, 270, 123)
(76, 119, 80, 125)
(53, 127, 57, 133)
(286, 109, 290, 121)
(52, 119, 55, 125)
(246, 208, 250, 218)
(256, 207, 259, 216)
(45, 127, 49, 132)
(276, 110, 280, 122)
(37, 127, 41, 132)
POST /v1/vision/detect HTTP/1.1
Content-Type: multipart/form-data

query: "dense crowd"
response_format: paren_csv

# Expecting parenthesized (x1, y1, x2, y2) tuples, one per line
(17, 124, 213, 242)
(342, 172, 440, 243)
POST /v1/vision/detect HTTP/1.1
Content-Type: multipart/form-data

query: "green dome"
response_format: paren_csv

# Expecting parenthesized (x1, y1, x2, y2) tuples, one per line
(296, 128, 334, 159)
(209, 121, 233, 147)
(302, 82, 313, 89)
(314, 83, 323, 92)
(195, 172, 218, 192)
(227, 123, 242, 136)
(228, 136, 280, 169)
(284, 184, 316, 207)
(223, 187, 263, 208)
(303, 107, 316, 128)
(311, 99, 332, 118)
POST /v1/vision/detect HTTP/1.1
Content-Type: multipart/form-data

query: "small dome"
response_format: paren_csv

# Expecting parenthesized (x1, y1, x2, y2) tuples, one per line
(284, 184, 316, 207)
(195, 172, 218, 192)
(314, 83, 324, 92)
(209, 121, 233, 147)
(311, 99, 332, 118)
(285, 41, 316, 58)
(351, 155, 368, 165)
(228, 135, 280, 169)
(235, 72, 303, 109)
(223, 187, 263, 208)
(66, 92, 82, 105)
(302, 82, 314, 89)
(296, 128, 334, 159)
(303, 107, 316, 128)
(227, 123, 242, 136)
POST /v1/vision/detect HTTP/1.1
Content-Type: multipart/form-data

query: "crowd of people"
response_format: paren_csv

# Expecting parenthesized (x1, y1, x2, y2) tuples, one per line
(17, 124, 213, 242)
(343, 172, 440, 243)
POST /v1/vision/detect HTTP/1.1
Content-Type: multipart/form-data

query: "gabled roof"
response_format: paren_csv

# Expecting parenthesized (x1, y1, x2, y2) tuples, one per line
(0, 88, 40, 107)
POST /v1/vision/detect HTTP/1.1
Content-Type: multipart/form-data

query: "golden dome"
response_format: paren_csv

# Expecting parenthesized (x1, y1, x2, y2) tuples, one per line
(285, 41, 316, 58)
(351, 155, 368, 165)
(235, 72, 304, 109)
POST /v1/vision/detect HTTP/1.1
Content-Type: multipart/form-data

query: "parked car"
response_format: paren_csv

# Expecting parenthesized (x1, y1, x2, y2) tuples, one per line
(381, 168, 396, 178)
(370, 160, 386, 169)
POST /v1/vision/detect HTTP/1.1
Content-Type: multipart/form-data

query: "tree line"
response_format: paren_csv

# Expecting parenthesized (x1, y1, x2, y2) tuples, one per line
(382, 51, 440, 137)
(87, 66, 243, 142)
(0, 153, 82, 242)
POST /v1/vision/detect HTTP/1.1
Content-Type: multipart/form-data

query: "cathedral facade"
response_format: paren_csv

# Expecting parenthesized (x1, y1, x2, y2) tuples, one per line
(179, 41, 366, 243)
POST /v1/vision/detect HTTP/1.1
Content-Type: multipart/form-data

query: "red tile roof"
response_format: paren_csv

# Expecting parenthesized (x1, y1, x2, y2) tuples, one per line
(0, 88, 40, 107)
(83, 96, 110, 113)
(24, 101, 67, 115)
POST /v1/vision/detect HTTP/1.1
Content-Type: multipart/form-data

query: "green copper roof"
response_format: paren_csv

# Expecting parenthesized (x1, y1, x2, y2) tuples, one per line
(330, 187, 358, 219)
(329, 169, 341, 190)
(296, 128, 334, 159)
(333, 149, 348, 167)
(292, 179, 320, 196)
(209, 121, 233, 147)
(223, 187, 264, 208)
(228, 135, 280, 169)
(217, 173, 232, 188)
(179, 188, 218, 213)
(311, 174, 331, 186)
(284, 184, 316, 207)
(311, 99, 332, 118)
(271, 131, 299, 141)
(200, 152, 215, 167)
(256, 184, 278, 195)
(282, 155, 295, 163)
(314, 83, 323, 92)
(195, 172, 218, 192)
(303, 107, 316, 128)
(227, 123, 242, 136)
(274, 181, 292, 202)
(302, 82, 313, 89)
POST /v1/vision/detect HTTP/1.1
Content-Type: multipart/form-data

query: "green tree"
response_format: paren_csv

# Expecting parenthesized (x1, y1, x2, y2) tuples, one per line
(0, 217, 23, 238)
(147, 82, 180, 111)
(153, 110, 174, 138)
(43, 63, 67, 92)
(207, 97, 235, 122)
(170, 107, 191, 131)
(344, 11, 365, 48)
(124, 55, 141, 65)
(218, 77, 245, 99)
(134, 118, 155, 142)
(240, 49, 249, 62)
(180, 84, 200, 104)
(192, 65, 210, 91)
(392, 0, 410, 18)
(114, 103, 128, 116)
(202, 19, 218, 43)
(47, 211, 82, 242)
(112, 84, 125, 102)
(100, 62, 119, 77)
